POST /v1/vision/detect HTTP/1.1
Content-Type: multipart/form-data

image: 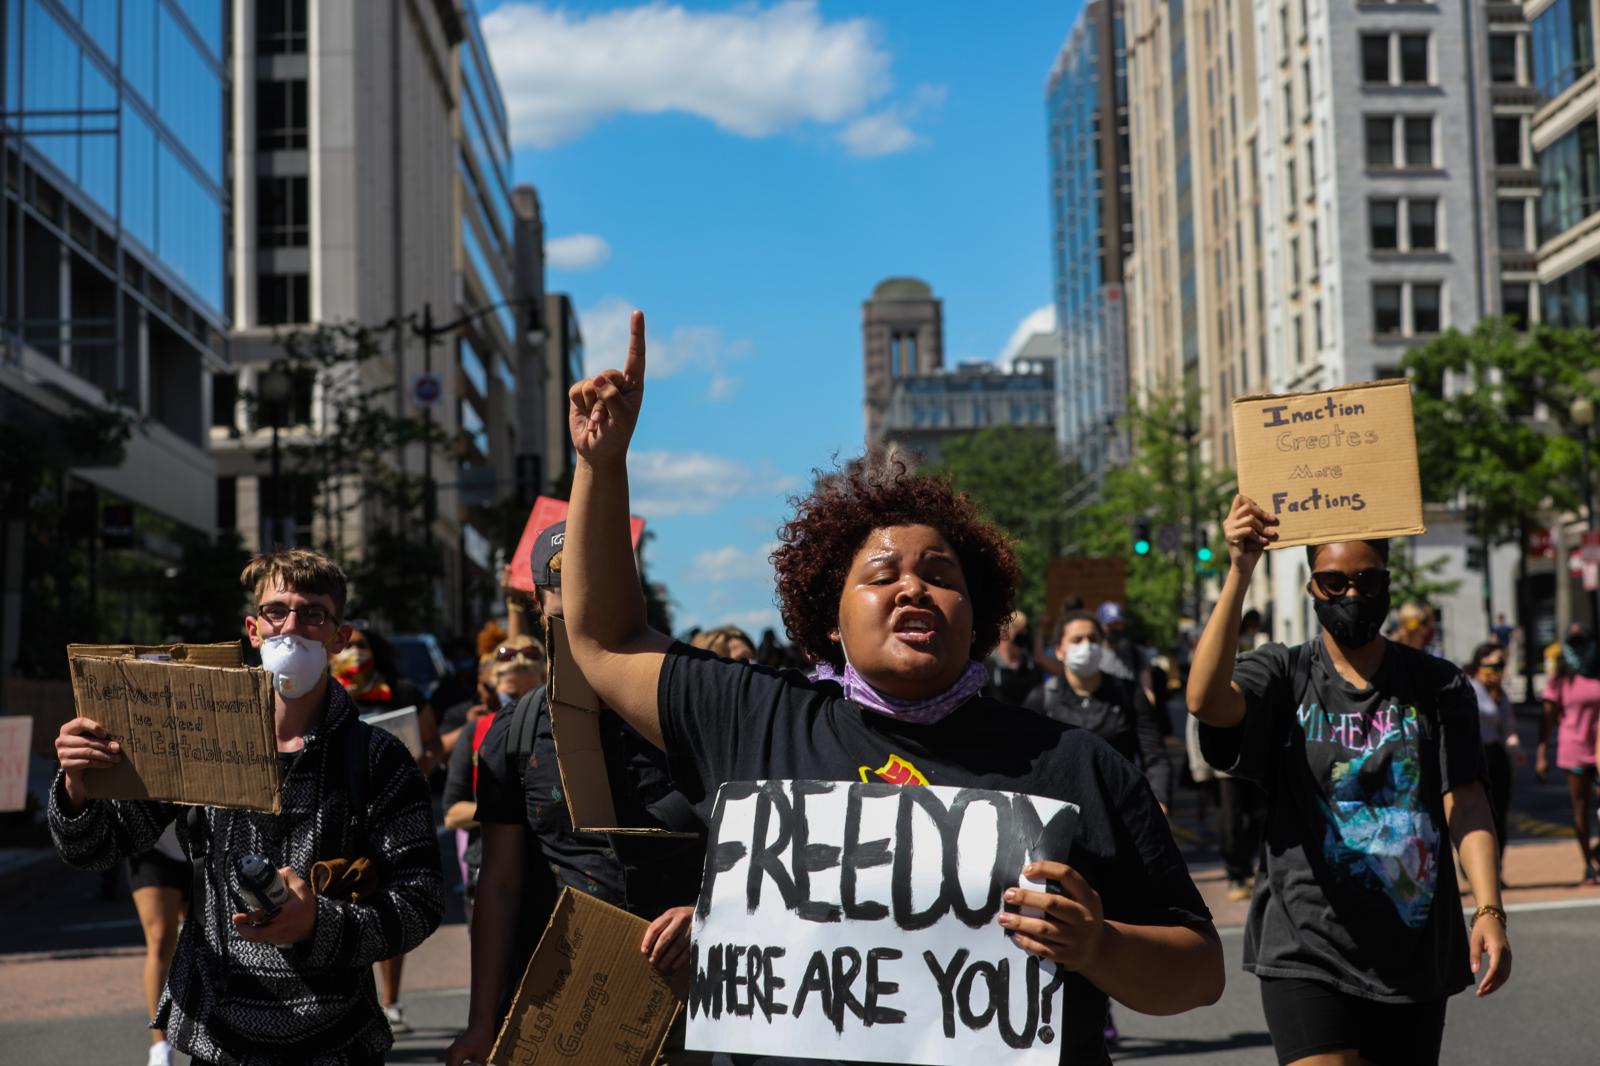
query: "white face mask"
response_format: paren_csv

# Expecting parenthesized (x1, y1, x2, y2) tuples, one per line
(259, 634, 329, 699)
(1065, 641, 1102, 677)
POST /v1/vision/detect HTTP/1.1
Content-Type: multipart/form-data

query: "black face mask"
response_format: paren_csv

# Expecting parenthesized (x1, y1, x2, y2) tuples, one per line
(1313, 591, 1390, 649)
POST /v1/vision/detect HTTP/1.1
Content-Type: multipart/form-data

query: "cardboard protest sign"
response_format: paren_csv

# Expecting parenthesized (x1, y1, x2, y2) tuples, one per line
(1044, 557, 1125, 634)
(490, 887, 686, 1065)
(0, 716, 32, 811)
(66, 642, 245, 668)
(545, 617, 697, 837)
(687, 781, 1080, 1066)
(67, 652, 279, 812)
(1233, 379, 1425, 549)
(507, 496, 646, 593)
(361, 706, 422, 760)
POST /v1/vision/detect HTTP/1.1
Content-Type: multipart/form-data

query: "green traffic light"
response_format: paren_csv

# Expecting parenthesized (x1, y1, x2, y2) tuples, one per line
(1196, 546, 1214, 562)
(1135, 540, 1152, 556)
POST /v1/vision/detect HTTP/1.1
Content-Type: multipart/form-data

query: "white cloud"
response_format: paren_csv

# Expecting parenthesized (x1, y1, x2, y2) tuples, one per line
(579, 296, 749, 400)
(628, 451, 800, 518)
(835, 82, 946, 158)
(720, 607, 783, 635)
(996, 305, 1057, 367)
(686, 542, 780, 583)
(484, 1, 892, 148)
(546, 233, 611, 271)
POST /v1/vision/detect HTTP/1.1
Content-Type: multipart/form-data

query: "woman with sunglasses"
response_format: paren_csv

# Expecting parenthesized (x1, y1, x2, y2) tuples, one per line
(1187, 495, 1510, 1066)
(1465, 643, 1520, 863)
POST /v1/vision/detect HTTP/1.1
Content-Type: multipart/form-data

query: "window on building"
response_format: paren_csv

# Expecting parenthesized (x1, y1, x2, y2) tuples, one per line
(259, 273, 310, 325)
(1305, 137, 1316, 193)
(1409, 199, 1438, 250)
(1285, 157, 1298, 212)
(1502, 282, 1532, 327)
(1493, 116, 1524, 166)
(1413, 283, 1442, 333)
(1370, 199, 1400, 250)
(1398, 35, 1429, 84)
(1403, 116, 1433, 167)
(1539, 120, 1600, 239)
(1280, 3, 1291, 57)
(257, 0, 308, 54)
(1291, 313, 1303, 364)
(1282, 82, 1294, 136)
(1313, 299, 1325, 351)
(1366, 116, 1395, 167)
(1489, 34, 1519, 84)
(1290, 236, 1301, 294)
(1532, 0, 1596, 101)
(257, 176, 308, 247)
(1301, 59, 1313, 120)
(217, 476, 237, 533)
(1373, 284, 1403, 335)
(1498, 198, 1528, 251)
(1543, 261, 1600, 326)
(257, 79, 308, 151)
(1362, 35, 1390, 83)
(1309, 219, 1321, 278)
(212, 374, 238, 430)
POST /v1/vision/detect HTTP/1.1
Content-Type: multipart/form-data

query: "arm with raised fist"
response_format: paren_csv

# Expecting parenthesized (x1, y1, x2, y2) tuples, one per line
(563, 309, 674, 748)
(1185, 494, 1279, 729)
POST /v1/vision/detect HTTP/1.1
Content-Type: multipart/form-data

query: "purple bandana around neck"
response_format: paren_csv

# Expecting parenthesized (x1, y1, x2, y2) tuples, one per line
(809, 658, 988, 724)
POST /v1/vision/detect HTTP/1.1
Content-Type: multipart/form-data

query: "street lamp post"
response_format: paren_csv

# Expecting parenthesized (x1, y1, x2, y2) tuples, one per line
(1572, 396, 1599, 628)
(1182, 415, 1201, 624)
(259, 366, 293, 549)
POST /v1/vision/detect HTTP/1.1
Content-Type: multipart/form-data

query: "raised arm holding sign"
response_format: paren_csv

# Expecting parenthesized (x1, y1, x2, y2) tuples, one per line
(558, 310, 1223, 1062)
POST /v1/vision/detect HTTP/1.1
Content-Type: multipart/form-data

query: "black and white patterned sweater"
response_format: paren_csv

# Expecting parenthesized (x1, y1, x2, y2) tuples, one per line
(48, 679, 443, 1066)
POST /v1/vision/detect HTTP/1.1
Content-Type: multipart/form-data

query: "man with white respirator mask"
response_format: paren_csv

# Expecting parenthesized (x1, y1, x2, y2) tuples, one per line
(49, 548, 443, 1066)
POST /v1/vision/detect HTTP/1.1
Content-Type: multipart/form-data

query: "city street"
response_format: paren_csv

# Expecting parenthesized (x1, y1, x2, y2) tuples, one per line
(4, 710, 1598, 1065)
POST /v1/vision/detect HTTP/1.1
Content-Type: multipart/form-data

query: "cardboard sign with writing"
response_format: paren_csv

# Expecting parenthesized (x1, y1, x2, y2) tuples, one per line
(687, 781, 1080, 1066)
(1044, 557, 1126, 634)
(1233, 379, 1425, 549)
(508, 496, 647, 593)
(545, 617, 696, 838)
(67, 653, 279, 812)
(490, 887, 686, 1066)
(0, 716, 32, 812)
(67, 643, 245, 667)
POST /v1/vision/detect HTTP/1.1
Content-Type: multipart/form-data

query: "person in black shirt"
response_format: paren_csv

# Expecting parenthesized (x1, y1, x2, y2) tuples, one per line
(1187, 495, 1511, 1066)
(1026, 609, 1172, 811)
(984, 609, 1041, 707)
(554, 311, 1222, 1065)
(445, 522, 704, 1066)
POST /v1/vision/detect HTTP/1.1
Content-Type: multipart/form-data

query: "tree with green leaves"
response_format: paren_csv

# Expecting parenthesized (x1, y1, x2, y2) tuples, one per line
(1401, 317, 1600, 621)
(1072, 387, 1235, 650)
(924, 426, 1067, 623)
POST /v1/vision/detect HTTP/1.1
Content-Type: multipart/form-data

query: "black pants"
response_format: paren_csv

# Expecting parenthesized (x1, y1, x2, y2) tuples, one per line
(1484, 741, 1512, 857)
(1259, 977, 1447, 1066)
(1218, 777, 1266, 882)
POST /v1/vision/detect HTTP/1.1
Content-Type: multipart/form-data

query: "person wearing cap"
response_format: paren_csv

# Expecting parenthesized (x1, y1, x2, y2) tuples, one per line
(446, 523, 705, 1066)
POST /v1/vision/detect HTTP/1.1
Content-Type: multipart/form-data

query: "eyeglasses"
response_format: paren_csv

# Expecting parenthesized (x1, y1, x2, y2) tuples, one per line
(258, 603, 334, 628)
(1310, 568, 1390, 599)
(495, 645, 544, 664)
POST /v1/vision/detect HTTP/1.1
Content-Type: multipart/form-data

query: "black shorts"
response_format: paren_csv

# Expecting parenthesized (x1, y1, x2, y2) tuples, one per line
(1259, 977, 1447, 1066)
(126, 849, 191, 899)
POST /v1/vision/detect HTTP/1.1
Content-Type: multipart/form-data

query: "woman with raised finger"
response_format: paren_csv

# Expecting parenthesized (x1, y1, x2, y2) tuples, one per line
(556, 311, 1222, 1065)
(1187, 495, 1511, 1066)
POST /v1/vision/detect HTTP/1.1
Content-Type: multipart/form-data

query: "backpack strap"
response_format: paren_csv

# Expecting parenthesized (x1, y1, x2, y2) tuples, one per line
(341, 718, 374, 855)
(508, 687, 544, 784)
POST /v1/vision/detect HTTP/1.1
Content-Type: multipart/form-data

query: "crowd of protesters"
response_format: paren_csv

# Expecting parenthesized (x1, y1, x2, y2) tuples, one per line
(53, 308, 1600, 1066)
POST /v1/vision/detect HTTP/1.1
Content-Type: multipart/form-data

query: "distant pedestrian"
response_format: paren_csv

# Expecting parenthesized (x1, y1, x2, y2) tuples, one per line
(1467, 642, 1521, 861)
(984, 609, 1041, 706)
(1536, 628, 1600, 885)
(689, 624, 758, 661)
(126, 826, 189, 1066)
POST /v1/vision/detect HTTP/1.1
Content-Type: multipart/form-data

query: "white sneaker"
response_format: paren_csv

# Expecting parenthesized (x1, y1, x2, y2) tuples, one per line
(384, 1003, 411, 1034)
(147, 1041, 173, 1066)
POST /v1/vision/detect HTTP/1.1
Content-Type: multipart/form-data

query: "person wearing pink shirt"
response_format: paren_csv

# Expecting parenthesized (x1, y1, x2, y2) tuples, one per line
(1536, 628, 1600, 885)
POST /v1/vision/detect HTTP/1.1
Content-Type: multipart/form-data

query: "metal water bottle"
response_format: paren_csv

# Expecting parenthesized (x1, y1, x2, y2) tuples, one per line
(234, 853, 289, 914)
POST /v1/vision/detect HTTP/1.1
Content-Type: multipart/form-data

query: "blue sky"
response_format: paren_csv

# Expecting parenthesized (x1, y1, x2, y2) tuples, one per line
(482, 0, 1080, 637)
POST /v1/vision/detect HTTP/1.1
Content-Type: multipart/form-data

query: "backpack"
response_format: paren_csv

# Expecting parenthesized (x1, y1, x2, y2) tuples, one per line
(504, 685, 545, 787)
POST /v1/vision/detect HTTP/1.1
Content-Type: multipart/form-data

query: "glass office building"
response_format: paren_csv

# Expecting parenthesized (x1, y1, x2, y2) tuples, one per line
(0, 0, 229, 657)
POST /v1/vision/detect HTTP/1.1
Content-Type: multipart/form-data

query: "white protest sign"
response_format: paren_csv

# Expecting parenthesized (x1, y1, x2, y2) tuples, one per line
(361, 706, 422, 761)
(686, 781, 1080, 1066)
(0, 716, 32, 811)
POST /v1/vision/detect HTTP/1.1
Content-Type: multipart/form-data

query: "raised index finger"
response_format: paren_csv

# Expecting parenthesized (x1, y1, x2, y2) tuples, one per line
(624, 309, 646, 388)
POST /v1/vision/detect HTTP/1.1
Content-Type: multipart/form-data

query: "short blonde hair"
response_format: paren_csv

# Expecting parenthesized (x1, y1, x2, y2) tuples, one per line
(690, 625, 757, 659)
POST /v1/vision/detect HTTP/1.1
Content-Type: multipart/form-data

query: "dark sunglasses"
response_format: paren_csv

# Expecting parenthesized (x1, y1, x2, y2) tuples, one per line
(1478, 660, 1506, 672)
(495, 645, 544, 663)
(1310, 568, 1390, 599)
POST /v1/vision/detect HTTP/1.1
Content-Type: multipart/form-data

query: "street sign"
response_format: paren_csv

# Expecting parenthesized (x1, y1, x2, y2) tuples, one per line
(1582, 530, 1600, 563)
(1529, 527, 1555, 559)
(412, 372, 443, 407)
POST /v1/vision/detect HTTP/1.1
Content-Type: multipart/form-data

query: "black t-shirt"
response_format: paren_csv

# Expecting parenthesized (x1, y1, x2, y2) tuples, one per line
(476, 687, 704, 919)
(1198, 638, 1486, 1003)
(1025, 672, 1173, 804)
(658, 644, 1210, 1066)
(983, 650, 1040, 708)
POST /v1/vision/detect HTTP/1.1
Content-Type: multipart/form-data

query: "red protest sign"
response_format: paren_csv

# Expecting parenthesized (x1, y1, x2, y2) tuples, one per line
(507, 497, 646, 592)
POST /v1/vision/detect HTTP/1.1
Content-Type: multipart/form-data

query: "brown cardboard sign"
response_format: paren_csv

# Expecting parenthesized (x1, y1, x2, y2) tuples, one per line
(490, 887, 686, 1066)
(1044, 557, 1126, 635)
(1233, 379, 1425, 550)
(545, 617, 696, 837)
(67, 651, 279, 813)
(67, 643, 245, 667)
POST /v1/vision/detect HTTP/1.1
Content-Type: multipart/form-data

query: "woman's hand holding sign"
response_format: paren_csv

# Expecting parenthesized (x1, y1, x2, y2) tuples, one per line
(999, 862, 1104, 971)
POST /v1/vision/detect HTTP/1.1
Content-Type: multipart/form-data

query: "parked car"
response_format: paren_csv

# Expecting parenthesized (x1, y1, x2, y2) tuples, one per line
(389, 633, 451, 702)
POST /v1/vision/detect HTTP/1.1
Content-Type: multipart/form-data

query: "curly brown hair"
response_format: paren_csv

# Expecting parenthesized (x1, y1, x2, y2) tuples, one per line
(772, 458, 1019, 670)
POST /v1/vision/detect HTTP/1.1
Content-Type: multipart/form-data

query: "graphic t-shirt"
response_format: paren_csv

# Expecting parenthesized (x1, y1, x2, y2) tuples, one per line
(476, 687, 704, 918)
(658, 643, 1210, 1066)
(1198, 638, 1486, 1002)
(1544, 673, 1600, 770)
